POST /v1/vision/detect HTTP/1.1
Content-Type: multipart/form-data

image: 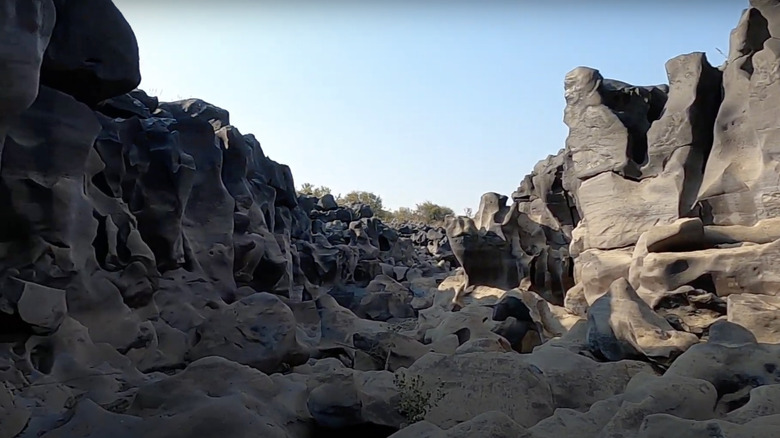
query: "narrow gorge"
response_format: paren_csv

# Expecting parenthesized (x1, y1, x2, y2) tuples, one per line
(2, 1, 780, 437)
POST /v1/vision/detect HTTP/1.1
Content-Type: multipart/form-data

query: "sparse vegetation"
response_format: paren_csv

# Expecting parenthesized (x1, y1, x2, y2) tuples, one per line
(393, 373, 446, 425)
(339, 190, 390, 221)
(414, 201, 455, 225)
(297, 183, 455, 226)
(298, 183, 334, 199)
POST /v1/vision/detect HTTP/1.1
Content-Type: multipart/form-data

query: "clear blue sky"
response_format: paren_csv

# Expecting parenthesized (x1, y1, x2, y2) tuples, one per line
(113, 0, 743, 214)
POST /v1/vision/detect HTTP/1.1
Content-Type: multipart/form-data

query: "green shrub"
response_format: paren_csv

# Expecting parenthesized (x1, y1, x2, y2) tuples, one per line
(393, 373, 445, 425)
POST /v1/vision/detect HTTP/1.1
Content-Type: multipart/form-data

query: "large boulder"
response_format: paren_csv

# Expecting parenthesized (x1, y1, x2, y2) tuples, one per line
(727, 294, 780, 343)
(403, 352, 555, 429)
(586, 278, 699, 363)
(444, 215, 519, 290)
(41, 0, 141, 105)
(187, 293, 310, 373)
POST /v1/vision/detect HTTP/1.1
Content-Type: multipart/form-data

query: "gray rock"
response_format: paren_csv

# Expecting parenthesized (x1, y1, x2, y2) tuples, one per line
(15, 281, 67, 335)
(586, 278, 699, 363)
(697, 4, 780, 226)
(317, 193, 339, 211)
(187, 293, 309, 373)
(0, 0, 54, 120)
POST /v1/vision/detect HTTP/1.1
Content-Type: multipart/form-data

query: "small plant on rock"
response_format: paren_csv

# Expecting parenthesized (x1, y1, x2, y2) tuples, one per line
(393, 373, 445, 425)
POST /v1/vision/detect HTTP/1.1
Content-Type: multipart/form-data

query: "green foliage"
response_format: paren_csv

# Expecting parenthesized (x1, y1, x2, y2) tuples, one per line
(383, 203, 455, 226)
(390, 207, 419, 224)
(338, 190, 384, 211)
(393, 373, 445, 425)
(296, 183, 455, 226)
(337, 190, 392, 220)
(298, 183, 333, 198)
(375, 209, 393, 222)
(414, 201, 455, 225)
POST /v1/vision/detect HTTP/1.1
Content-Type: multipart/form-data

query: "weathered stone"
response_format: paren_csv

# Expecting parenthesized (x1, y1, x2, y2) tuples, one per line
(404, 352, 555, 429)
(697, 4, 780, 226)
(0, 0, 55, 118)
(187, 293, 309, 373)
(15, 281, 67, 335)
(727, 294, 780, 343)
(587, 278, 699, 363)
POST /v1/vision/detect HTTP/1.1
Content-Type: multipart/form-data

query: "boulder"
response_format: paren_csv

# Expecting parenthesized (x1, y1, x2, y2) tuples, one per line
(727, 294, 780, 343)
(403, 352, 555, 429)
(187, 293, 310, 373)
(586, 278, 699, 363)
(41, 0, 141, 104)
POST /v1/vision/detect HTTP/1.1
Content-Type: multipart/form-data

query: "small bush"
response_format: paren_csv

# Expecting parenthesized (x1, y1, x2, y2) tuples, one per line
(298, 183, 333, 198)
(393, 373, 445, 425)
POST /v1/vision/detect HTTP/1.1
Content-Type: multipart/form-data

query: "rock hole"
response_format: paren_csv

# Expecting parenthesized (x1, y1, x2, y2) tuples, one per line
(717, 376, 762, 414)
(738, 8, 770, 77)
(0, 312, 34, 344)
(91, 172, 115, 198)
(626, 126, 649, 167)
(666, 260, 690, 276)
(30, 343, 54, 374)
(91, 212, 110, 269)
(454, 327, 471, 345)
(699, 200, 715, 225)
(352, 265, 372, 286)
(378, 235, 391, 252)
(248, 258, 287, 291)
(686, 274, 716, 294)
(0, 184, 31, 242)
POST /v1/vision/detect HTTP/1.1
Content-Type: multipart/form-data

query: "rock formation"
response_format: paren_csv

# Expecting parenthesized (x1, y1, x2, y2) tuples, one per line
(2, 1, 780, 438)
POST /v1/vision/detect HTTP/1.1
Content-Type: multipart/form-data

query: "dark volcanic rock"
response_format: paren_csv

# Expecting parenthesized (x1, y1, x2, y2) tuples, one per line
(6, 1, 780, 437)
(0, 0, 56, 118)
(41, 0, 141, 105)
(443, 191, 574, 304)
(159, 98, 230, 130)
(1, 85, 102, 280)
(186, 293, 309, 373)
(96, 93, 153, 119)
(317, 193, 339, 211)
(445, 216, 520, 290)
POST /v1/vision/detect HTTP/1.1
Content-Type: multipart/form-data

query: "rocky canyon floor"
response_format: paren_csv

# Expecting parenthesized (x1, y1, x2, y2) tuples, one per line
(3, 1, 780, 437)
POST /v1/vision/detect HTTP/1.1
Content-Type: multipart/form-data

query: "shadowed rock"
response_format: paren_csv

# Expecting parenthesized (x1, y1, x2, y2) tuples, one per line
(41, 0, 141, 105)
